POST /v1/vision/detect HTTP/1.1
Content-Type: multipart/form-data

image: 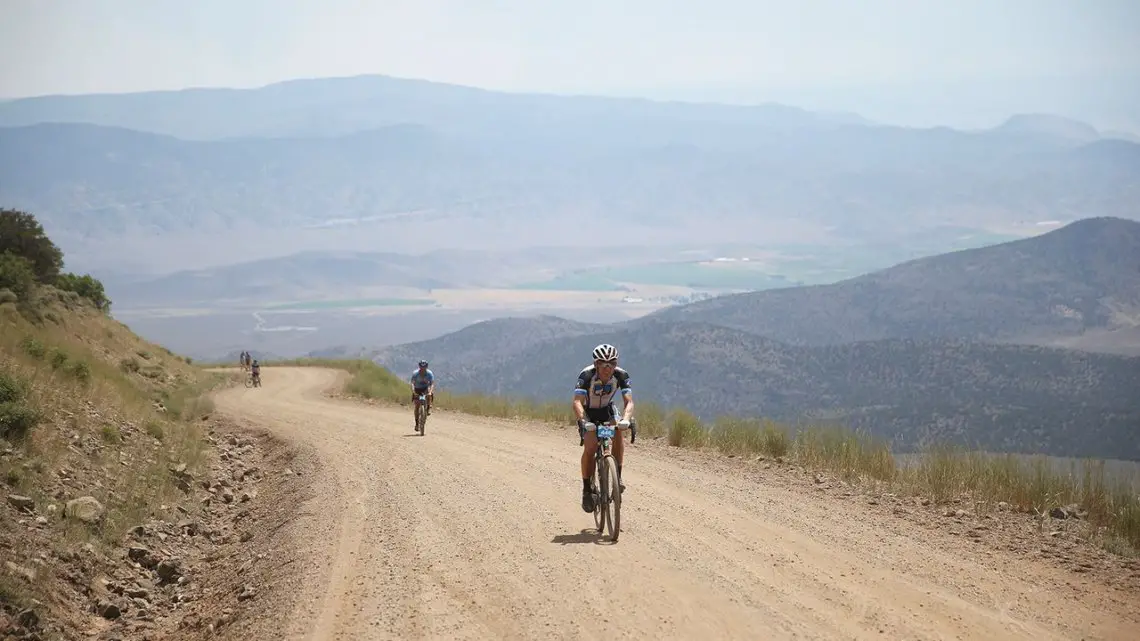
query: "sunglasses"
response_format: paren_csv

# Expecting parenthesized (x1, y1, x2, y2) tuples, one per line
(595, 360, 617, 368)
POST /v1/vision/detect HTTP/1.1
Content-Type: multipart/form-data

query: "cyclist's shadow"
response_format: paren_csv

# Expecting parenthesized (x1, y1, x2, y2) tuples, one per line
(551, 529, 613, 546)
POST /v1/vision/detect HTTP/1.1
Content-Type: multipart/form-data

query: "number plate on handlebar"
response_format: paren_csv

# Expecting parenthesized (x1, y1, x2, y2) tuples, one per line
(596, 426, 615, 439)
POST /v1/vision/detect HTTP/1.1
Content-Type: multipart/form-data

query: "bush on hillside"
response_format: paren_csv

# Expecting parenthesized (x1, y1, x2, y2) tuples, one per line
(56, 272, 112, 312)
(0, 208, 63, 283)
(0, 208, 113, 314)
(0, 367, 41, 440)
(0, 253, 36, 301)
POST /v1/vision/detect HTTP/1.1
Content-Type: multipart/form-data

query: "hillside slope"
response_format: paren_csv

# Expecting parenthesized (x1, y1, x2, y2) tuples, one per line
(642, 217, 1140, 353)
(1, 286, 210, 636)
(376, 315, 610, 375)
(374, 317, 1140, 460)
(1, 208, 304, 640)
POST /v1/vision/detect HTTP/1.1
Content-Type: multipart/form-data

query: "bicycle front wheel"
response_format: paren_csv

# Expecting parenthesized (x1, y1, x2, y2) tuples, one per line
(602, 455, 621, 541)
(592, 456, 605, 533)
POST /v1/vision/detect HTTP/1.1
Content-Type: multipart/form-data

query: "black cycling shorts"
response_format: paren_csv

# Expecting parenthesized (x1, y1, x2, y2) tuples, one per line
(584, 405, 617, 425)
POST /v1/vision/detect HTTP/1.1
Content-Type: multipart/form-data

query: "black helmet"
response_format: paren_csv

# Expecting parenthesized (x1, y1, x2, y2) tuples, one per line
(418, 360, 428, 367)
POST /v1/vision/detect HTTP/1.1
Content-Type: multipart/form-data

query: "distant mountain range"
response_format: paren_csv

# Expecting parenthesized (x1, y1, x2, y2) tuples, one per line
(108, 251, 455, 307)
(642, 217, 1140, 353)
(2, 75, 1135, 144)
(372, 218, 1140, 460)
(1, 74, 1137, 274)
(0, 74, 853, 141)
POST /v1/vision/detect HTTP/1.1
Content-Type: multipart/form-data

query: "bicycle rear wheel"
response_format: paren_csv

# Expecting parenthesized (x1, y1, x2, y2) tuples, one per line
(602, 455, 621, 541)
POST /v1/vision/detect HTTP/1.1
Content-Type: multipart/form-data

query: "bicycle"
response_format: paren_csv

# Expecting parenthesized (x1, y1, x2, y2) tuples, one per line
(581, 419, 635, 541)
(245, 372, 261, 388)
(414, 393, 428, 435)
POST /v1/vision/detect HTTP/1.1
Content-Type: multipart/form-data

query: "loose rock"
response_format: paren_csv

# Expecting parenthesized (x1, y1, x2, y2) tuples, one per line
(95, 600, 122, 620)
(64, 496, 105, 523)
(156, 558, 182, 584)
(6, 494, 35, 512)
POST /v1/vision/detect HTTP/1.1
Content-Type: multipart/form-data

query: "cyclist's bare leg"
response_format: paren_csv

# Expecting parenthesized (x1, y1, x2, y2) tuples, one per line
(580, 430, 598, 480)
(612, 427, 625, 467)
(579, 429, 600, 511)
(611, 427, 627, 490)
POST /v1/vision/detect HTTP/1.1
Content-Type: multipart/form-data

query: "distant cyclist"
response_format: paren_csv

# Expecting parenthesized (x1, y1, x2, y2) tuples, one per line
(573, 343, 635, 513)
(409, 360, 435, 426)
(250, 359, 261, 385)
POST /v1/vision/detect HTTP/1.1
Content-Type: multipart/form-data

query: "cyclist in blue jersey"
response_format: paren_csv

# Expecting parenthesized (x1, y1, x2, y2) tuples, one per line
(573, 343, 635, 513)
(409, 360, 435, 426)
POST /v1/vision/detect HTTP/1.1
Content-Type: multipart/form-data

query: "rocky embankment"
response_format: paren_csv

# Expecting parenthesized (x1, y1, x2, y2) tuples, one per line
(2, 417, 318, 641)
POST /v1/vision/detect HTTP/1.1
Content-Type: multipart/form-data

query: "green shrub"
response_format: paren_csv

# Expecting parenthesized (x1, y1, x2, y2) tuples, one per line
(0, 368, 29, 405)
(68, 360, 91, 383)
(49, 348, 68, 370)
(0, 368, 40, 441)
(0, 253, 36, 301)
(0, 209, 64, 282)
(101, 424, 121, 443)
(55, 272, 112, 312)
(19, 336, 45, 359)
(145, 420, 165, 441)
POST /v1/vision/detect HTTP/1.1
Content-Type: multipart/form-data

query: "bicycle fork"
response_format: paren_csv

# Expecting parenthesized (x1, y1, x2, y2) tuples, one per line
(593, 439, 615, 504)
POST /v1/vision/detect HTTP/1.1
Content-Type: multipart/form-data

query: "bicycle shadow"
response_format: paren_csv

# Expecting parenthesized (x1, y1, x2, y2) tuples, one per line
(551, 528, 614, 546)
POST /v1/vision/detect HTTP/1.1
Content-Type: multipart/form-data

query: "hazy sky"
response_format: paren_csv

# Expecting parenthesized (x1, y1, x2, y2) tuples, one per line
(2, 0, 1138, 127)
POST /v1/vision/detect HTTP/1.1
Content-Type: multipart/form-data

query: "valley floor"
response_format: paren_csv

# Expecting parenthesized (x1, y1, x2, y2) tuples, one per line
(211, 367, 1140, 641)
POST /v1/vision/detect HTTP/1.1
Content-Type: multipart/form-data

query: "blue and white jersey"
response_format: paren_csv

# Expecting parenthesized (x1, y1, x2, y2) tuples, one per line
(410, 368, 434, 389)
(573, 365, 631, 409)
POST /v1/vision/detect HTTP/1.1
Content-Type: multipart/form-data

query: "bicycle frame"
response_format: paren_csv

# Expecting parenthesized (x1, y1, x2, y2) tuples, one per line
(586, 421, 627, 540)
(415, 393, 428, 433)
(594, 424, 615, 467)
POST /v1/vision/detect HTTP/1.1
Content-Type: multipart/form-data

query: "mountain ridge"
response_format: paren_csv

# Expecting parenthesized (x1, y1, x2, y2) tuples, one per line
(3, 121, 1136, 275)
(0, 73, 841, 141)
(368, 220, 1140, 459)
(639, 217, 1140, 352)
(373, 317, 1140, 460)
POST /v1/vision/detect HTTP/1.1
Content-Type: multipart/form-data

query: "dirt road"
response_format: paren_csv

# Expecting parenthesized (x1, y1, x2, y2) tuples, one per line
(213, 367, 1139, 641)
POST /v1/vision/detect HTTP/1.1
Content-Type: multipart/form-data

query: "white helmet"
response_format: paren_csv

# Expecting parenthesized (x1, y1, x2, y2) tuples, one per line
(591, 343, 618, 362)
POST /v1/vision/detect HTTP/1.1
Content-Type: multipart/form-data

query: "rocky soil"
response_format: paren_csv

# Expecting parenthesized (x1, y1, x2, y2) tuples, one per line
(2, 418, 318, 641)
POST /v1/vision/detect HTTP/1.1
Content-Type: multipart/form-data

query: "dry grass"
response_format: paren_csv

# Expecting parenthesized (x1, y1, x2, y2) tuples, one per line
(285, 357, 1140, 555)
(1, 293, 228, 554)
(894, 446, 1140, 552)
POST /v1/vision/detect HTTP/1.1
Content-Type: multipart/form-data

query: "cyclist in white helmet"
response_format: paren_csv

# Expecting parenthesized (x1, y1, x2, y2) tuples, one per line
(573, 343, 635, 513)
(410, 360, 435, 426)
